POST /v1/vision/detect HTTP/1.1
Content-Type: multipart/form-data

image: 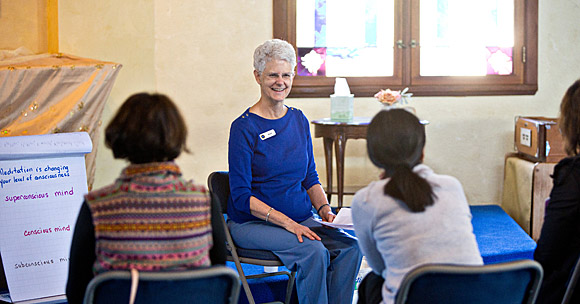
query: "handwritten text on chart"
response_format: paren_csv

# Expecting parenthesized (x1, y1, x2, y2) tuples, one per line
(23, 224, 71, 237)
(13, 256, 69, 270)
(4, 187, 75, 204)
(0, 164, 71, 188)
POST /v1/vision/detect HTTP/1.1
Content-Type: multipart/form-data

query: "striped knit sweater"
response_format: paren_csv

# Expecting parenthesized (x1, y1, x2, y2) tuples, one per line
(85, 162, 212, 274)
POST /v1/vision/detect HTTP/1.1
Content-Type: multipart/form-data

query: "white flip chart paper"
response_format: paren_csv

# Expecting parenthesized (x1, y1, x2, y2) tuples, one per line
(0, 132, 92, 302)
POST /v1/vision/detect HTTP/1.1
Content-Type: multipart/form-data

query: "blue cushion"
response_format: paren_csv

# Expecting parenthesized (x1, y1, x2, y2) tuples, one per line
(470, 205, 537, 264)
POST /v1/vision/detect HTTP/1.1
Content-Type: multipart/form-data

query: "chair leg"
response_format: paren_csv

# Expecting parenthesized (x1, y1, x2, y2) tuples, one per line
(244, 270, 293, 304)
(232, 261, 256, 304)
(284, 271, 296, 304)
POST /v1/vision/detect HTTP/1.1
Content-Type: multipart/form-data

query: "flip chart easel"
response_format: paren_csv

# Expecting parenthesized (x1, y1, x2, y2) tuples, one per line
(0, 132, 92, 303)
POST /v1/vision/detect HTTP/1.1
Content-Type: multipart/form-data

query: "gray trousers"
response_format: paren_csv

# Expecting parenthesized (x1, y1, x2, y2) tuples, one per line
(228, 217, 363, 304)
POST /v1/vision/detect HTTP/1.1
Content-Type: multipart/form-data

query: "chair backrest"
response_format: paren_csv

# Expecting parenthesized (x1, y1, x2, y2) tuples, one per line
(395, 259, 543, 304)
(562, 254, 580, 304)
(83, 266, 240, 304)
(208, 171, 230, 214)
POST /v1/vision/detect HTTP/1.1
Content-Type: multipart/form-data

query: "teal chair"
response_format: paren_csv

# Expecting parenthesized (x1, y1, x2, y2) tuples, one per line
(208, 171, 296, 304)
(83, 266, 240, 304)
(395, 259, 543, 304)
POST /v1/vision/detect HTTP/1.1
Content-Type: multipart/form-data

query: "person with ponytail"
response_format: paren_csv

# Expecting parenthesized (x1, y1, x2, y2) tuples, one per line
(534, 79, 580, 304)
(352, 109, 483, 304)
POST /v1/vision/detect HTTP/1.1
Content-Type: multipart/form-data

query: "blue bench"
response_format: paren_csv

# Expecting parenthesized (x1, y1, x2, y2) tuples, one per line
(470, 204, 536, 264)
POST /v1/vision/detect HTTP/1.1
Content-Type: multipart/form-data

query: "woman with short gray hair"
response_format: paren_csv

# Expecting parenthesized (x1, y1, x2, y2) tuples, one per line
(227, 39, 362, 304)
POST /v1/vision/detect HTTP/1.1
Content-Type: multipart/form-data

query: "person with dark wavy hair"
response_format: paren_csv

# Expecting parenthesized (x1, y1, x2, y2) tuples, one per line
(104, 93, 189, 164)
(352, 109, 483, 304)
(535, 79, 580, 304)
(65, 93, 226, 304)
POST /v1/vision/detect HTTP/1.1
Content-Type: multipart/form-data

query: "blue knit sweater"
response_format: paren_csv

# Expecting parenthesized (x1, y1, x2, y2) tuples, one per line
(227, 106, 320, 223)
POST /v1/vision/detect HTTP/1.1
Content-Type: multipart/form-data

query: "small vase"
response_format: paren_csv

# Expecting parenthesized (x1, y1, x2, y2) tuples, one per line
(380, 103, 399, 111)
(380, 103, 417, 114)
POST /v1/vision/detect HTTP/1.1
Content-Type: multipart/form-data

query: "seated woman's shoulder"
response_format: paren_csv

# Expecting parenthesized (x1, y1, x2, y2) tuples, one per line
(556, 155, 580, 170)
(85, 183, 123, 201)
(552, 155, 580, 184)
(353, 180, 387, 204)
(427, 171, 463, 190)
(362, 179, 387, 192)
(232, 112, 251, 124)
(179, 180, 208, 194)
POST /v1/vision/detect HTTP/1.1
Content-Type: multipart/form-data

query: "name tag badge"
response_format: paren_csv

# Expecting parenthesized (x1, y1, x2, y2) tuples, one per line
(259, 129, 276, 140)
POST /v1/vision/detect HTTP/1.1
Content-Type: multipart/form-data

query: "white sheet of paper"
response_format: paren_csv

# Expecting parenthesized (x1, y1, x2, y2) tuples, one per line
(0, 292, 67, 304)
(315, 207, 354, 229)
(0, 132, 93, 160)
(0, 133, 91, 302)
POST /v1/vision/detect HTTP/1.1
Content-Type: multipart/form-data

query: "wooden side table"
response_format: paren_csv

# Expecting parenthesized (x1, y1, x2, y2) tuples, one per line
(311, 117, 371, 208)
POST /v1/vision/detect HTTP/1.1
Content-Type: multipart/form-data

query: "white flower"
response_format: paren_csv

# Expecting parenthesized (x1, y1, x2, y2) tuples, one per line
(488, 50, 512, 75)
(301, 50, 324, 74)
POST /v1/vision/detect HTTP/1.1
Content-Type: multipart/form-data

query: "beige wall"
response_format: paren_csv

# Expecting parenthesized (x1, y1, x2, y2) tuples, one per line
(59, 0, 156, 188)
(0, 0, 47, 53)
(57, 0, 580, 205)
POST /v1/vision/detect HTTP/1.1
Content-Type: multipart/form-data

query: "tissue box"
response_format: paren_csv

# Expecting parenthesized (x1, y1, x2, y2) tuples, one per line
(514, 116, 566, 163)
(330, 94, 354, 122)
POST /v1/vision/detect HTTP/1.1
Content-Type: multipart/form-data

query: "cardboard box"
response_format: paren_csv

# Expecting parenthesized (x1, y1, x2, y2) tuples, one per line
(514, 116, 566, 163)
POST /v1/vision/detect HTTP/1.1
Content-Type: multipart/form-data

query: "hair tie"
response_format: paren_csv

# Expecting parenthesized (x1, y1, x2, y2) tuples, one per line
(317, 203, 330, 214)
(395, 163, 411, 171)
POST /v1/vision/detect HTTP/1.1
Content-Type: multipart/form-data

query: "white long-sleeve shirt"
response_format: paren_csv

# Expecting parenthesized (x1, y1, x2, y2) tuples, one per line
(352, 164, 483, 304)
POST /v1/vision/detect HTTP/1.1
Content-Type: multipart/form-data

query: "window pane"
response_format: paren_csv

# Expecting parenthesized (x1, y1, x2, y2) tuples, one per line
(296, 0, 394, 77)
(420, 0, 514, 76)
